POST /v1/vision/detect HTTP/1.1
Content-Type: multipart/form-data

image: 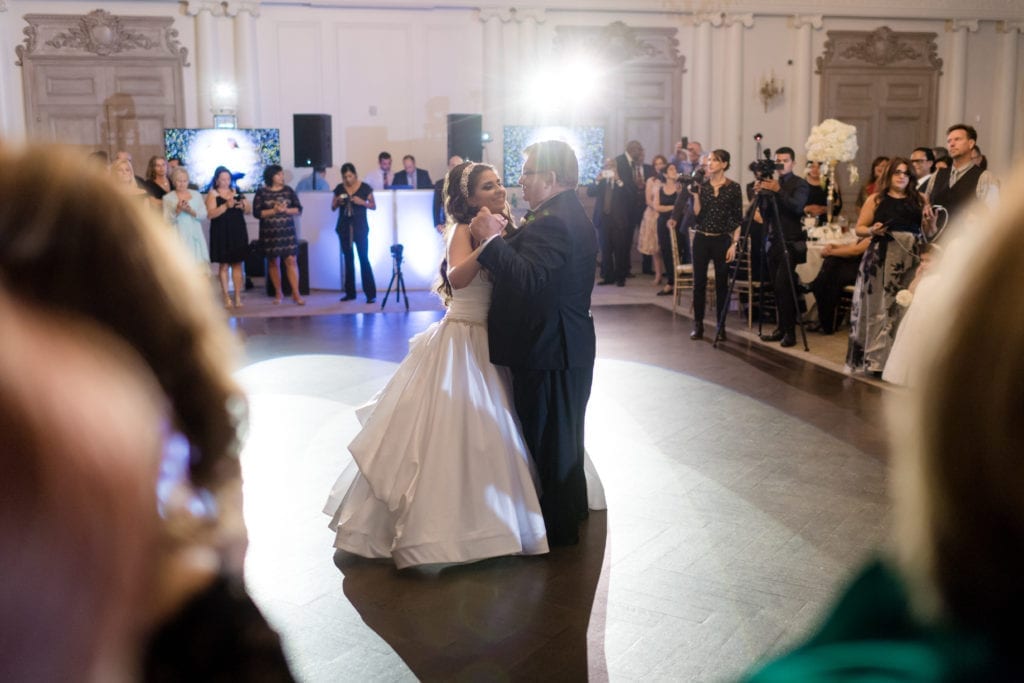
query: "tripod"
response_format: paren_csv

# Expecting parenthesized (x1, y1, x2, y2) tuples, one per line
(381, 244, 408, 310)
(713, 187, 808, 351)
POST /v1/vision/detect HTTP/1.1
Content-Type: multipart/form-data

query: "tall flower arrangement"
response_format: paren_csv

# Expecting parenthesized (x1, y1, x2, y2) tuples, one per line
(805, 119, 859, 225)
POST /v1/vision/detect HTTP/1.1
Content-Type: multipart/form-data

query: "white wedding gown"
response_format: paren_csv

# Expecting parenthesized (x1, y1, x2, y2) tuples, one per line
(324, 267, 605, 569)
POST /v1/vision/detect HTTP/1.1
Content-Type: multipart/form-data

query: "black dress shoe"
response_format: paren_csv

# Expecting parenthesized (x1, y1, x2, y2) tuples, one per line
(717, 329, 727, 342)
(366, 297, 376, 304)
(780, 333, 797, 347)
(760, 328, 785, 342)
(690, 322, 704, 340)
(339, 294, 356, 302)
(616, 280, 625, 287)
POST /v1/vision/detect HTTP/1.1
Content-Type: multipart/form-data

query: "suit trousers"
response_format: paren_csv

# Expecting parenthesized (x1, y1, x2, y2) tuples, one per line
(338, 221, 377, 299)
(768, 239, 803, 333)
(511, 366, 593, 545)
(608, 218, 633, 284)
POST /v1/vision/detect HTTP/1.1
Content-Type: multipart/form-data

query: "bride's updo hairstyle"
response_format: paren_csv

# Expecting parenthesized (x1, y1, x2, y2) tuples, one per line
(434, 161, 511, 305)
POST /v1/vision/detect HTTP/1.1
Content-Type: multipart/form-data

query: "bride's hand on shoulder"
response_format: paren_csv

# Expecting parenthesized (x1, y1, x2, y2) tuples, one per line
(447, 223, 482, 290)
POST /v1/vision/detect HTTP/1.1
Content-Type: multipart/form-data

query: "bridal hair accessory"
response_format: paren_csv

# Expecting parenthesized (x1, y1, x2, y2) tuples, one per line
(460, 162, 478, 200)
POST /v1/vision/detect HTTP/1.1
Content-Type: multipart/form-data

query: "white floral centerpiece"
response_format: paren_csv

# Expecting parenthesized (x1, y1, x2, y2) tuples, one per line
(805, 119, 859, 226)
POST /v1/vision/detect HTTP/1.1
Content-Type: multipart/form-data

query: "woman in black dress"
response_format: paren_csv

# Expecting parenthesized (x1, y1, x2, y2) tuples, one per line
(206, 166, 250, 309)
(656, 163, 682, 296)
(252, 164, 304, 305)
(332, 162, 377, 303)
(846, 157, 934, 375)
(687, 149, 742, 340)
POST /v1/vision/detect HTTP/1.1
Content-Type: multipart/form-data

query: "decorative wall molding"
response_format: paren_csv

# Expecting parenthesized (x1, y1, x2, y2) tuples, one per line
(185, 0, 226, 17)
(790, 14, 824, 30)
(693, 11, 725, 28)
(15, 10, 189, 66)
(724, 13, 755, 29)
(816, 26, 941, 73)
(553, 22, 684, 68)
(996, 20, 1024, 33)
(225, 1, 262, 18)
(945, 19, 979, 32)
(478, 7, 514, 23)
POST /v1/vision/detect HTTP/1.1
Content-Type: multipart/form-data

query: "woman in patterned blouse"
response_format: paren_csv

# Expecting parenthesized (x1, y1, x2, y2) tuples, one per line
(687, 149, 742, 340)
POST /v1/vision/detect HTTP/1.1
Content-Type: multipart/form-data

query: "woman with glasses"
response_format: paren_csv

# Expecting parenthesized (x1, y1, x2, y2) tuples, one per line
(846, 157, 934, 376)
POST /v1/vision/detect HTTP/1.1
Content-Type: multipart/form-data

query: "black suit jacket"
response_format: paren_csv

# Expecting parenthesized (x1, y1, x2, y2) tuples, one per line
(614, 154, 652, 227)
(771, 172, 810, 242)
(477, 189, 598, 370)
(391, 168, 433, 189)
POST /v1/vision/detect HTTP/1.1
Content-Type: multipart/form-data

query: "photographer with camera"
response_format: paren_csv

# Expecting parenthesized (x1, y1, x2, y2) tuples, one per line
(754, 146, 809, 348)
(687, 150, 742, 340)
(332, 162, 377, 303)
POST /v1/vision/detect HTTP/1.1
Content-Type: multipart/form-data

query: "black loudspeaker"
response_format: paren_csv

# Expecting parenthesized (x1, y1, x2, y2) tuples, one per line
(293, 114, 332, 168)
(447, 114, 483, 163)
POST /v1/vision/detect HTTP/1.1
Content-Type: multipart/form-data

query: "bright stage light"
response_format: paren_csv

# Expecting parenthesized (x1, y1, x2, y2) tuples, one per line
(522, 54, 604, 116)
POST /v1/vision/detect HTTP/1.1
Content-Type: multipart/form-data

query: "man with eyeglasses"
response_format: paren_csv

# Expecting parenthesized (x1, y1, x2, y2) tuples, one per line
(909, 147, 935, 192)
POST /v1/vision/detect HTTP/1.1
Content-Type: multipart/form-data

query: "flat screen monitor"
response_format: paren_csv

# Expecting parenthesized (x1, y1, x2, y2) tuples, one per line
(163, 128, 281, 193)
(502, 125, 605, 186)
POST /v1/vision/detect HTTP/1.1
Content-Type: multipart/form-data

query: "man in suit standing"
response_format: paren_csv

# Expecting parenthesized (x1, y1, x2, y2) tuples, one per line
(471, 140, 598, 546)
(597, 140, 650, 285)
(756, 146, 810, 348)
(391, 154, 433, 189)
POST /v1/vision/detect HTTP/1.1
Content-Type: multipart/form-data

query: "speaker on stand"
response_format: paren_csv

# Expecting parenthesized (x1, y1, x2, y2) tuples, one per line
(447, 114, 483, 163)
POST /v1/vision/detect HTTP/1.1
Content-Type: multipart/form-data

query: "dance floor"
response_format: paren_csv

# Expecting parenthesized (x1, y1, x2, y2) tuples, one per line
(233, 296, 890, 682)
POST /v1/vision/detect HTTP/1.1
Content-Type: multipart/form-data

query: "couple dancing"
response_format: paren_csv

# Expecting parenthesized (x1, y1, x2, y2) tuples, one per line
(324, 141, 603, 568)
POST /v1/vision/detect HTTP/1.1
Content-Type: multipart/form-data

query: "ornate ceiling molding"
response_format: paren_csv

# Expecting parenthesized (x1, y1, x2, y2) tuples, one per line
(816, 26, 941, 73)
(554, 21, 684, 68)
(724, 13, 755, 29)
(15, 10, 189, 66)
(997, 20, 1024, 33)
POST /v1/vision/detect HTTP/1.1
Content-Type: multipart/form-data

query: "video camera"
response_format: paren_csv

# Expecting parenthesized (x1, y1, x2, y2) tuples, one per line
(682, 167, 706, 193)
(390, 243, 404, 264)
(745, 133, 782, 180)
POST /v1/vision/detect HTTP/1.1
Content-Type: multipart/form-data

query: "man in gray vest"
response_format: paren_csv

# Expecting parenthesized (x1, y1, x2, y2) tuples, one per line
(926, 124, 999, 226)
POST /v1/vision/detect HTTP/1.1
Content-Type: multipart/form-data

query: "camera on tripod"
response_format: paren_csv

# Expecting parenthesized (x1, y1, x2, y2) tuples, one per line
(390, 243, 404, 264)
(748, 149, 784, 181)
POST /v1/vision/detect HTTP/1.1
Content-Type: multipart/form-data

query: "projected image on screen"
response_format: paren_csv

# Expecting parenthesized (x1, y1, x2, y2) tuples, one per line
(163, 128, 280, 193)
(503, 126, 605, 186)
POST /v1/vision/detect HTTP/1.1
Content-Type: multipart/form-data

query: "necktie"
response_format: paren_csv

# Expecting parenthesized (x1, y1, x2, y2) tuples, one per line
(634, 164, 644, 190)
(383, 171, 390, 190)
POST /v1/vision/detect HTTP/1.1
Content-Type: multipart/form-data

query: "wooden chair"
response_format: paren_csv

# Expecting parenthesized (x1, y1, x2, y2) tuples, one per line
(734, 245, 775, 327)
(668, 225, 694, 317)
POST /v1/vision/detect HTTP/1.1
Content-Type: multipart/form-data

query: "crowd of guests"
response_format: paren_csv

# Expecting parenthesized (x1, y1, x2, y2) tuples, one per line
(598, 122, 999, 383)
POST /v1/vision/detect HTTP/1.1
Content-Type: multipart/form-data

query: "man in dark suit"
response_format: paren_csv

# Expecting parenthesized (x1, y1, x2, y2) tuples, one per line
(391, 154, 433, 189)
(755, 146, 810, 348)
(598, 140, 651, 285)
(471, 140, 598, 546)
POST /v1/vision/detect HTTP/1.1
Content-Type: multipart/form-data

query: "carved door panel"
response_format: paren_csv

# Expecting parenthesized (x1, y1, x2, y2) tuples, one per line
(818, 28, 941, 216)
(16, 10, 188, 164)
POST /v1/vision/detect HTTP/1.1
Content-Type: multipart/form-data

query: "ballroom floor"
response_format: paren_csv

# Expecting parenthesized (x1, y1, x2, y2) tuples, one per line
(231, 275, 891, 682)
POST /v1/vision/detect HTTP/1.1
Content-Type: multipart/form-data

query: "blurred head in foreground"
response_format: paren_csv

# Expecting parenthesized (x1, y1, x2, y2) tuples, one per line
(0, 292, 163, 682)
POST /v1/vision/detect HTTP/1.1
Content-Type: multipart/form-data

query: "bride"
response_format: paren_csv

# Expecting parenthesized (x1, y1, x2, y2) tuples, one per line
(324, 161, 603, 569)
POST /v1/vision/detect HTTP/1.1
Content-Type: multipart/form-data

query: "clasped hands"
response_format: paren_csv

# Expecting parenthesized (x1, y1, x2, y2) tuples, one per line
(469, 206, 508, 244)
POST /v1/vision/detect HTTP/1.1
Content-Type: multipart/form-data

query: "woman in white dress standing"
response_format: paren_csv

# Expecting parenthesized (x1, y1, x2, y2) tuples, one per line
(325, 162, 564, 568)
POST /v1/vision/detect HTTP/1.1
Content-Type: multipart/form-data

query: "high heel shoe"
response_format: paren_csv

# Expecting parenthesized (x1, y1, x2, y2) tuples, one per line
(223, 295, 233, 309)
(292, 296, 306, 306)
(233, 295, 243, 308)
